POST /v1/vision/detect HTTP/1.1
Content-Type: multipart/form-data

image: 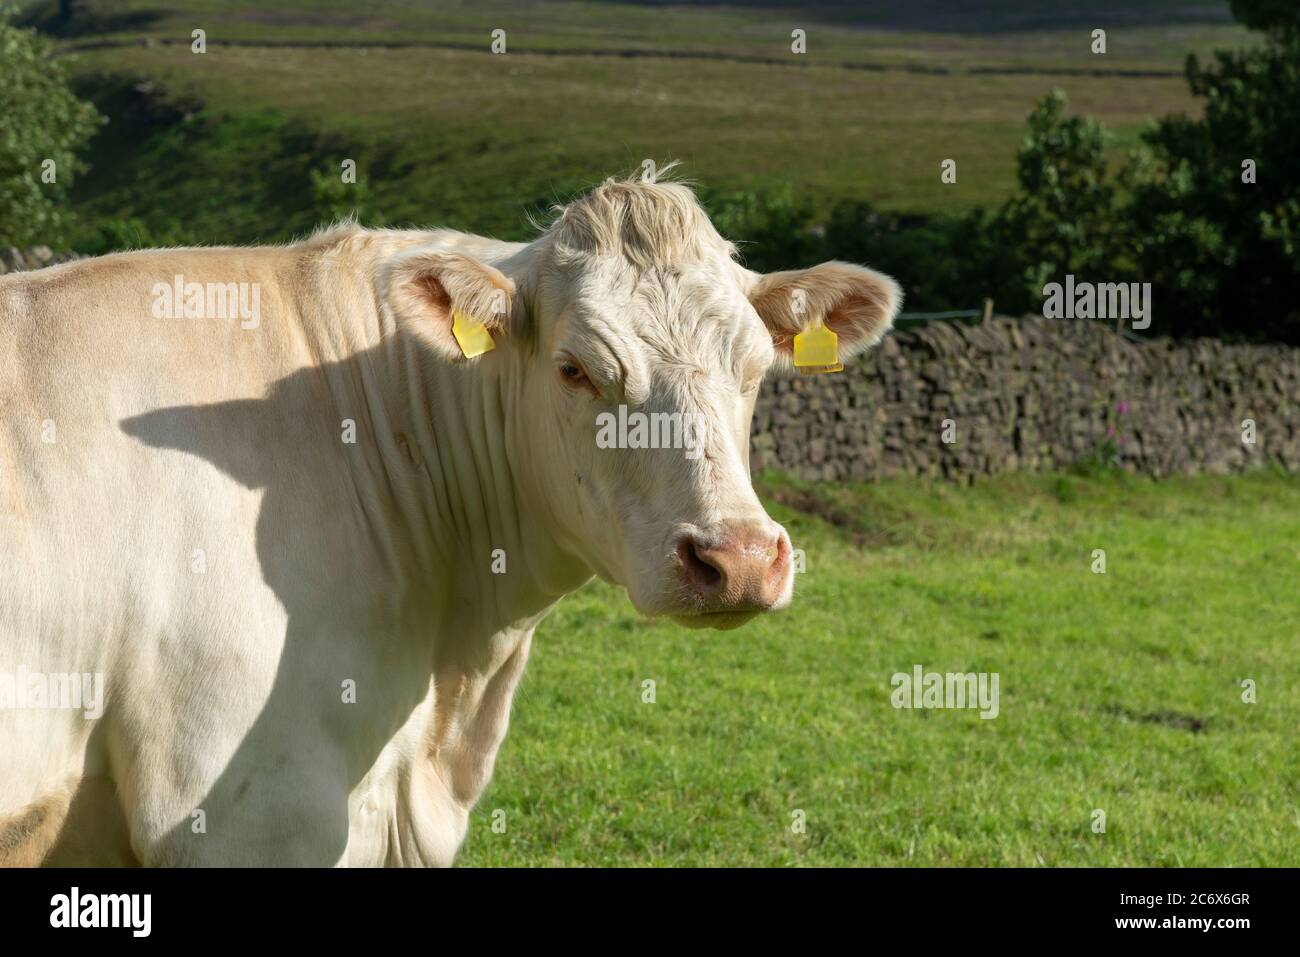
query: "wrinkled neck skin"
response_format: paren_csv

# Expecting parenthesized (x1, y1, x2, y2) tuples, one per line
(379, 303, 592, 637)
(300, 233, 590, 864)
(313, 232, 593, 632)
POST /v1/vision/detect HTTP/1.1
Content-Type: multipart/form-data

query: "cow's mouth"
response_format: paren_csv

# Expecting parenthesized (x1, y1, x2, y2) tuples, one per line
(669, 608, 766, 631)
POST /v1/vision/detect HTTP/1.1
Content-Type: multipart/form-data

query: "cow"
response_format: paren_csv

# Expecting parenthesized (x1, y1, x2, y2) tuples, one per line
(0, 171, 900, 866)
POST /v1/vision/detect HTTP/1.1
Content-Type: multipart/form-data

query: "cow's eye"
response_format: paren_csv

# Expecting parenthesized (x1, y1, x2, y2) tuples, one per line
(557, 359, 594, 393)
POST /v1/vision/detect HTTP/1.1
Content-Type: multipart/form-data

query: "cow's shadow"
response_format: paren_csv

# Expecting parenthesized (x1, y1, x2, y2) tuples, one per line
(112, 342, 460, 865)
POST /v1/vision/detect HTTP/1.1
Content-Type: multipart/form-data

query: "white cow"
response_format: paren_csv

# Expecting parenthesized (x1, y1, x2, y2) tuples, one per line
(0, 173, 899, 866)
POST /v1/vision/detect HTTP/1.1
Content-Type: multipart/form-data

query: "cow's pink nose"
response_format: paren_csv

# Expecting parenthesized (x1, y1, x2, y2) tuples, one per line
(675, 522, 791, 612)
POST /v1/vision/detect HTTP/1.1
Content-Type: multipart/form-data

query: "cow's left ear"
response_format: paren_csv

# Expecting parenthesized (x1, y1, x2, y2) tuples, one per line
(383, 251, 515, 363)
(748, 261, 902, 365)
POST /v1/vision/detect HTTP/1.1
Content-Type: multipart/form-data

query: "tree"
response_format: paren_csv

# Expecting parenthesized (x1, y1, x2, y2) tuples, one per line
(993, 90, 1124, 311)
(1121, 23, 1300, 341)
(0, 9, 102, 247)
(967, 20, 1300, 344)
(1229, 0, 1300, 35)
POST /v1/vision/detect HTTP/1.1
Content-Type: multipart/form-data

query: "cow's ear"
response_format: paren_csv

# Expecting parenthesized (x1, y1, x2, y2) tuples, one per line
(748, 261, 901, 366)
(383, 251, 515, 363)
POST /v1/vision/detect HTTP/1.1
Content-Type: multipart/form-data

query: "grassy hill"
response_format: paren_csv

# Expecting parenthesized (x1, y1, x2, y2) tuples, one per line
(20, 0, 1255, 247)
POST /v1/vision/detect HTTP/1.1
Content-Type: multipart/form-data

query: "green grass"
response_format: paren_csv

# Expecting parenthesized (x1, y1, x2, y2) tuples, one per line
(29, 0, 1255, 72)
(456, 470, 1300, 866)
(31, 0, 1256, 244)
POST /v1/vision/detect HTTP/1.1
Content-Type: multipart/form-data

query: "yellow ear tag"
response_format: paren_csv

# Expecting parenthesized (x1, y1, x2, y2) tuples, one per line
(792, 321, 842, 375)
(451, 310, 496, 358)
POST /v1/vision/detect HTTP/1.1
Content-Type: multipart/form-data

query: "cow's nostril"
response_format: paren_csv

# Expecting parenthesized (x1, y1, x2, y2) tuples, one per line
(677, 536, 723, 591)
(671, 523, 790, 614)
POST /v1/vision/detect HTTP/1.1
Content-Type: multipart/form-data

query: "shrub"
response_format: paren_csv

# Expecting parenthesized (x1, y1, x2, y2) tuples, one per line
(0, 8, 102, 247)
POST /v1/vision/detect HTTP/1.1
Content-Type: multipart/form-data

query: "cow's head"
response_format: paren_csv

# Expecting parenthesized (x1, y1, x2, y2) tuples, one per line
(386, 173, 900, 629)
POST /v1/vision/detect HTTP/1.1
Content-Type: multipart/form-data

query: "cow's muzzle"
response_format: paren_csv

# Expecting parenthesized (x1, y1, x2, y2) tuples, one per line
(668, 520, 792, 628)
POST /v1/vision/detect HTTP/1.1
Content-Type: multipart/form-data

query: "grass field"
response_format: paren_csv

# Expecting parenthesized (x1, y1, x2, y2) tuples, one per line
(21, 0, 1257, 244)
(455, 470, 1300, 866)
(64, 43, 1196, 236)
(35, 0, 1252, 71)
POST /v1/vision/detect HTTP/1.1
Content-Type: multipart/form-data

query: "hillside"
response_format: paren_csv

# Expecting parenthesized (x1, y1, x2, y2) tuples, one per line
(21, 0, 1253, 246)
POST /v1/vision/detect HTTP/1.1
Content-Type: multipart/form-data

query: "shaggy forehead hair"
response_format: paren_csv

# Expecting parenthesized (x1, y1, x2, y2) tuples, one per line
(542, 172, 738, 272)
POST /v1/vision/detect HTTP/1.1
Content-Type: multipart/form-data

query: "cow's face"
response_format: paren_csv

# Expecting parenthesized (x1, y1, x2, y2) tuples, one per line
(386, 179, 900, 629)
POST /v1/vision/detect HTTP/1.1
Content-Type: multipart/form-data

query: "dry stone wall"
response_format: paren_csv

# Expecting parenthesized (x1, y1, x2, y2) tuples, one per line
(750, 315, 1300, 482)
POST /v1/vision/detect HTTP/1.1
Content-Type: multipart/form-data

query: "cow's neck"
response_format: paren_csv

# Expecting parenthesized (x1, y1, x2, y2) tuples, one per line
(406, 345, 592, 632)
(301, 234, 590, 644)
(370, 329, 595, 857)
(299, 234, 593, 851)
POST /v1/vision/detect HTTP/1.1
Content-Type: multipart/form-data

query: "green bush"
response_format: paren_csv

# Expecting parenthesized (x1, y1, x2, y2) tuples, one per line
(1121, 28, 1300, 342)
(696, 181, 822, 273)
(310, 163, 380, 227)
(72, 217, 167, 256)
(993, 90, 1126, 312)
(0, 8, 102, 247)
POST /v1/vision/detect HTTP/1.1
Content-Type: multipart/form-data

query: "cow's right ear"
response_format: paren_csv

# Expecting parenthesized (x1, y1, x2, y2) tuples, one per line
(383, 251, 515, 363)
